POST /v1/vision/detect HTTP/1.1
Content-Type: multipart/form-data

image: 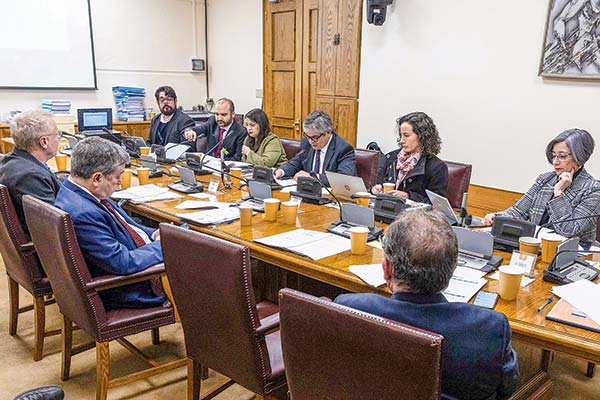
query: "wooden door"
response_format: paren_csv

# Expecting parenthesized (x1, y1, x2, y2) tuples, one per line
(335, 0, 362, 97)
(263, 0, 303, 139)
(302, 0, 320, 121)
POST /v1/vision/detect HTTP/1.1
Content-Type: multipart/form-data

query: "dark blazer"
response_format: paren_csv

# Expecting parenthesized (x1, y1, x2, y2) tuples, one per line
(377, 149, 448, 204)
(0, 148, 61, 233)
(148, 108, 195, 146)
(55, 179, 165, 309)
(191, 116, 247, 161)
(279, 133, 356, 186)
(335, 292, 519, 400)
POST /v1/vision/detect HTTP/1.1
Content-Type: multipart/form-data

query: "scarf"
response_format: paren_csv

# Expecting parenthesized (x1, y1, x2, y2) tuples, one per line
(395, 149, 421, 189)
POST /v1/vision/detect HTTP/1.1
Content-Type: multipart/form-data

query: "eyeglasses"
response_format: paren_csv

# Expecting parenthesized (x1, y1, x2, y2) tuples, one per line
(304, 132, 325, 143)
(158, 96, 175, 103)
(550, 152, 571, 161)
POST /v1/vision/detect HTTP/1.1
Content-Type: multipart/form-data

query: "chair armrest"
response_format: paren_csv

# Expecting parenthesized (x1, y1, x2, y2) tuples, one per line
(256, 312, 280, 335)
(85, 264, 165, 292)
(20, 241, 36, 256)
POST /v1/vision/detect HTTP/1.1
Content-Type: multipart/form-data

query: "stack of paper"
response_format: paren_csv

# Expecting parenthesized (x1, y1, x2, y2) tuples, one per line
(112, 86, 146, 121)
(255, 229, 352, 260)
(442, 267, 487, 303)
(177, 206, 240, 225)
(111, 184, 181, 203)
(552, 280, 600, 326)
(41, 99, 71, 114)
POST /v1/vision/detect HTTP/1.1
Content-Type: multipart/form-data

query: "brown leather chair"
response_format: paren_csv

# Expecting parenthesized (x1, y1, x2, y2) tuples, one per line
(0, 184, 59, 361)
(444, 160, 472, 209)
(280, 138, 302, 160)
(355, 148, 380, 189)
(22, 195, 185, 400)
(279, 288, 443, 400)
(160, 223, 285, 400)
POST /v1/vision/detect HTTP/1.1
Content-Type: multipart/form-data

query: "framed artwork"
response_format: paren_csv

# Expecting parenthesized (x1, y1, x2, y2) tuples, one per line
(539, 0, 600, 79)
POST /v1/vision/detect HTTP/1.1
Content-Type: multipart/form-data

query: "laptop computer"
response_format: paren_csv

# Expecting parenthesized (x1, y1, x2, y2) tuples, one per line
(237, 180, 272, 212)
(426, 189, 483, 227)
(325, 171, 368, 200)
(452, 226, 502, 272)
(77, 108, 121, 143)
(60, 136, 80, 156)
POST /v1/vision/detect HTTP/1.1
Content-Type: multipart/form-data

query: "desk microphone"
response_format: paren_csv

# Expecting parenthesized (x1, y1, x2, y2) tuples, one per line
(534, 214, 600, 238)
(194, 158, 249, 190)
(543, 248, 600, 284)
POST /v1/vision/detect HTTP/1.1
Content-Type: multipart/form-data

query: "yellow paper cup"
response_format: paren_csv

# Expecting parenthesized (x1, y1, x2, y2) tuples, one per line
(230, 167, 242, 188)
(120, 169, 132, 189)
(519, 236, 541, 255)
(239, 205, 253, 227)
(136, 167, 150, 186)
(354, 191, 371, 207)
(383, 183, 395, 193)
(498, 265, 524, 301)
(349, 226, 369, 255)
(541, 234, 563, 263)
(281, 201, 298, 225)
(263, 198, 280, 222)
(139, 146, 151, 156)
(55, 154, 68, 171)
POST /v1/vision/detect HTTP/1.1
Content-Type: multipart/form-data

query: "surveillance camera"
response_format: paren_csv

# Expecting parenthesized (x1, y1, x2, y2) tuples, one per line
(367, 0, 393, 26)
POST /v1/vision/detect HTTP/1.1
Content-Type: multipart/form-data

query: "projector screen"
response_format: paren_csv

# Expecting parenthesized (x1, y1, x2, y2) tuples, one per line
(0, 0, 97, 89)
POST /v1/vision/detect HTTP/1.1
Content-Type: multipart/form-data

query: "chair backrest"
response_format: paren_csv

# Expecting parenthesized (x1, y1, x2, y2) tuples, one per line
(355, 148, 380, 189)
(444, 160, 472, 209)
(279, 288, 443, 400)
(23, 195, 106, 337)
(160, 223, 274, 394)
(0, 184, 46, 294)
(280, 138, 302, 160)
(195, 135, 208, 153)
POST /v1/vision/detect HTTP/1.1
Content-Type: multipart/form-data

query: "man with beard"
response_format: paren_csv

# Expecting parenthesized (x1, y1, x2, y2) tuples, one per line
(148, 86, 195, 146)
(183, 98, 246, 161)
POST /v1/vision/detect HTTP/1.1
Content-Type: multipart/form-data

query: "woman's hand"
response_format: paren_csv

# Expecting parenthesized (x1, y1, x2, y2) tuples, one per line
(371, 184, 383, 194)
(387, 190, 408, 199)
(553, 171, 573, 198)
(482, 213, 496, 226)
(241, 145, 250, 156)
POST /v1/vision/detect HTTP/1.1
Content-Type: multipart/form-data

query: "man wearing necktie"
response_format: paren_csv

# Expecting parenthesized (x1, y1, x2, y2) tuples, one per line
(183, 98, 247, 161)
(274, 110, 356, 186)
(55, 137, 165, 310)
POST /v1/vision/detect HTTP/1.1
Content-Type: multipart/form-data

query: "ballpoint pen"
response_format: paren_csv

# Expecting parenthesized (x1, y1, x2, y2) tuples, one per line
(537, 296, 554, 312)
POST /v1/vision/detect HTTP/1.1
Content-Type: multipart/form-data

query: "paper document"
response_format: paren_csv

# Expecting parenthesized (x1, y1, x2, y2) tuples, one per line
(165, 143, 190, 160)
(255, 229, 352, 260)
(443, 275, 486, 303)
(201, 155, 252, 171)
(174, 200, 233, 210)
(177, 206, 240, 225)
(551, 279, 600, 326)
(112, 184, 182, 203)
(274, 178, 298, 187)
(349, 264, 385, 287)
(453, 266, 487, 280)
(189, 192, 218, 201)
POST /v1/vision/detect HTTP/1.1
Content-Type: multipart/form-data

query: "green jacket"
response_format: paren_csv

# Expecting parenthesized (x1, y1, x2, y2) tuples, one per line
(242, 133, 288, 167)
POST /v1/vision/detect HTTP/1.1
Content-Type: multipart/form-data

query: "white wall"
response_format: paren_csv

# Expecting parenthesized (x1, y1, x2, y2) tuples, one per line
(206, 0, 263, 114)
(0, 0, 207, 119)
(357, 0, 600, 192)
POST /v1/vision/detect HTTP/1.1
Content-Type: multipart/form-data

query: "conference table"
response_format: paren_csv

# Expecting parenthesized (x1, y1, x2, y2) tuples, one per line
(115, 163, 599, 400)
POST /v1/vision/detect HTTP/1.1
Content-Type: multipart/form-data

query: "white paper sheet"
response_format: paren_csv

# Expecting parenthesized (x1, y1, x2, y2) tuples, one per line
(255, 229, 352, 260)
(177, 207, 240, 225)
(349, 264, 385, 287)
(443, 276, 487, 303)
(189, 192, 218, 201)
(111, 184, 182, 203)
(165, 143, 190, 160)
(552, 280, 600, 326)
(174, 200, 233, 210)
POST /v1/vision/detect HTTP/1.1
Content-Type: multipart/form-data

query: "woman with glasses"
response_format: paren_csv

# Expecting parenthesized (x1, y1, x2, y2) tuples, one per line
(372, 111, 448, 204)
(482, 129, 600, 247)
(241, 109, 287, 167)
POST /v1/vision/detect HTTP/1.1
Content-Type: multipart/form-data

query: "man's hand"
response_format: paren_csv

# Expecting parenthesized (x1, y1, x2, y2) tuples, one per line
(152, 230, 160, 241)
(274, 169, 285, 179)
(183, 129, 197, 142)
(294, 171, 311, 180)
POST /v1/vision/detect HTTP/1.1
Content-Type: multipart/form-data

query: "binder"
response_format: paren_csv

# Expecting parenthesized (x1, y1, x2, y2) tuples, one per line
(546, 299, 600, 333)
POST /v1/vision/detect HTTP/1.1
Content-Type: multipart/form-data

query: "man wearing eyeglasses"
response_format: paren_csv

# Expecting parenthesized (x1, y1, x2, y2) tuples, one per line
(274, 110, 356, 186)
(0, 110, 62, 232)
(148, 86, 195, 146)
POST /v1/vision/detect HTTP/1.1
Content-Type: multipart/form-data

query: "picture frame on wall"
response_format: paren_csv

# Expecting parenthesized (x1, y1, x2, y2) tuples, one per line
(538, 0, 600, 79)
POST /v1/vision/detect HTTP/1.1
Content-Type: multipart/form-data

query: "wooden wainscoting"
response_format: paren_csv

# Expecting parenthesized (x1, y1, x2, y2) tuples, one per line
(467, 184, 523, 217)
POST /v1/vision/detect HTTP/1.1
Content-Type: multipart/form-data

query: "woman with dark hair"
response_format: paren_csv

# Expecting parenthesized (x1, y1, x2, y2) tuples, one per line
(241, 109, 287, 168)
(372, 111, 448, 203)
(483, 128, 600, 247)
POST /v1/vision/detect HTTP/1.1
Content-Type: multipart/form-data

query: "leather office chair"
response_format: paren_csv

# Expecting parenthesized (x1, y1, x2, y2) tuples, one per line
(0, 184, 59, 361)
(280, 138, 302, 160)
(444, 160, 472, 209)
(22, 196, 185, 400)
(355, 148, 380, 189)
(279, 288, 443, 400)
(160, 223, 286, 400)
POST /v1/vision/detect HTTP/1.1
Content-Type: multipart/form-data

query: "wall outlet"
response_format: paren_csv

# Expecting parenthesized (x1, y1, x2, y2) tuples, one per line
(256, 89, 263, 99)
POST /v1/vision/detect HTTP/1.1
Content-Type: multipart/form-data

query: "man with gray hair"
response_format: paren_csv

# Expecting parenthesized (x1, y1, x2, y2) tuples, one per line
(55, 137, 165, 309)
(0, 110, 61, 232)
(274, 110, 356, 186)
(335, 209, 519, 400)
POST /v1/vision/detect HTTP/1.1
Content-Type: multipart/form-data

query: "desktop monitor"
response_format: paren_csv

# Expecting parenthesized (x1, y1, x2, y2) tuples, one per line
(77, 108, 113, 132)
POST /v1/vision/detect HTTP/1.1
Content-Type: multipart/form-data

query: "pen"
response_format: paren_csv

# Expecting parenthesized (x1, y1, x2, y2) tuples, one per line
(537, 296, 554, 312)
(571, 310, 587, 318)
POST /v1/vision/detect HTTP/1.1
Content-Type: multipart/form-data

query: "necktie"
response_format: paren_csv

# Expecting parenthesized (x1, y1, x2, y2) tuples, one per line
(100, 199, 146, 248)
(313, 150, 321, 174)
(213, 128, 226, 157)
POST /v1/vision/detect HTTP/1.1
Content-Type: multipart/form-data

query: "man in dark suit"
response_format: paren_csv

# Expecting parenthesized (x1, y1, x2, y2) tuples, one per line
(183, 98, 246, 161)
(55, 137, 165, 310)
(274, 110, 356, 186)
(0, 110, 61, 232)
(148, 85, 195, 146)
(335, 209, 519, 400)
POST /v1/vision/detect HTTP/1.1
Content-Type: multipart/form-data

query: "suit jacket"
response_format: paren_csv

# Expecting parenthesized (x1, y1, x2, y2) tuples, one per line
(377, 149, 448, 204)
(279, 133, 356, 186)
(0, 148, 61, 233)
(499, 168, 600, 247)
(148, 108, 195, 146)
(191, 116, 247, 161)
(335, 292, 519, 400)
(55, 179, 165, 309)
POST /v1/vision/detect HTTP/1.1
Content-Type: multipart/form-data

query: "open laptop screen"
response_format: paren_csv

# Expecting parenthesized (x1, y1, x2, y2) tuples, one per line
(77, 108, 112, 131)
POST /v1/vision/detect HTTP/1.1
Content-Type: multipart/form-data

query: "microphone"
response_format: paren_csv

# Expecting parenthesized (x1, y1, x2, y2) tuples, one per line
(101, 127, 123, 145)
(543, 248, 600, 284)
(197, 160, 248, 190)
(534, 213, 600, 238)
(458, 192, 471, 228)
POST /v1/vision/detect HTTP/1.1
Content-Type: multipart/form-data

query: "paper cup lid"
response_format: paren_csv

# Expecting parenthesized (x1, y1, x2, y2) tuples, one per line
(499, 265, 525, 275)
(349, 226, 369, 233)
(519, 236, 541, 244)
(541, 233, 564, 242)
(263, 198, 280, 203)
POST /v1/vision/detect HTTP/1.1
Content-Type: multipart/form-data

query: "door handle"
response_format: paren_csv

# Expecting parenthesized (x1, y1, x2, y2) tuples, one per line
(293, 120, 300, 132)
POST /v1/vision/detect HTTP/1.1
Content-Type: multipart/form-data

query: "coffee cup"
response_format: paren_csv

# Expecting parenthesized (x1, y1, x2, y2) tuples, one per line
(230, 167, 242, 188)
(354, 191, 371, 207)
(349, 226, 369, 255)
(541, 233, 563, 263)
(137, 167, 150, 185)
(139, 146, 151, 156)
(281, 201, 298, 225)
(274, 190, 291, 202)
(519, 236, 541, 255)
(239, 205, 253, 226)
(383, 183, 395, 193)
(498, 265, 524, 301)
(55, 154, 68, 171)
(263, 198, 280, 222)
(120, 169, 132, 189)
